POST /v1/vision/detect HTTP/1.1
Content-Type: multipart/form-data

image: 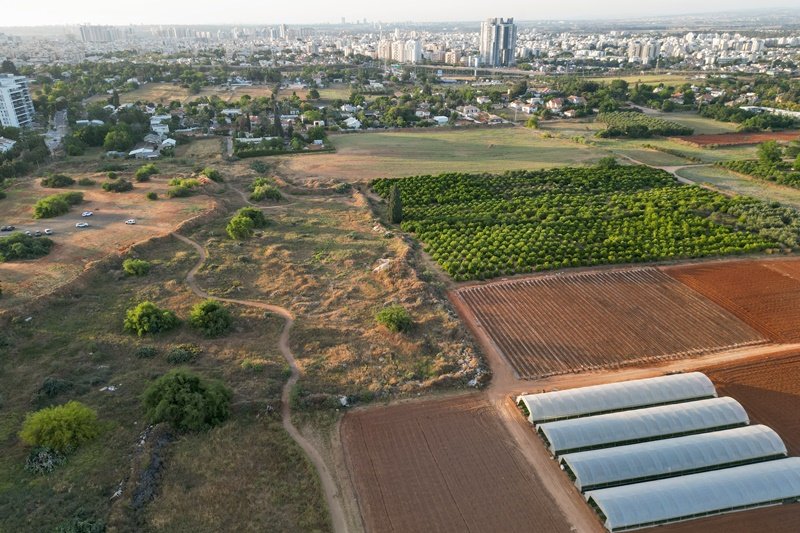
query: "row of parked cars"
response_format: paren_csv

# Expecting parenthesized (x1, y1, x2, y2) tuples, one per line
(1, 213, 137, 233)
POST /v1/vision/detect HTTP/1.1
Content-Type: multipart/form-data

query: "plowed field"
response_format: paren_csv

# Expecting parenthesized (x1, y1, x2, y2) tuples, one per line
(454, 268, 765, 378)
(666, 260, 800, 343)
(341, 395, 571, 533)
(673, 130, 800, 146)
(653, 352, 800, 532)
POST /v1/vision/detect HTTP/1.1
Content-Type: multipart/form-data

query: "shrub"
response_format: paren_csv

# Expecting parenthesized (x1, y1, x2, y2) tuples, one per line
(597, 156, 619, 168)
(19, 401, 101, 452)
(41, 174, 75, 188)
(240, 358, 267, 372)
(54, 514, 106, 533)
(25, 446, 67, 475)
(123, 301, 179, 336)
(77, 177, 96, 186)
(226, 207, 268, 240)
(135, 163, 159, 182)
(250, 184, 282, 202)
(142, 369, 231, 432)
(102, 179, 133, 193)
(189, 299, 232, 337)
(166, 343, 201, 364)
(249, 160, 269, 173)
(168, 177, 200, 188)
(0, 232, 54, 262)
(107, 171, 118, 179)
(166, 185, 192, 198)
(33, 192, 83, 218)
(35, 377, 73, 401)
(238, 206, 268, 227)
(134, 346, 158, 359)
(201, 167, 222, 182)
(122, 258, 151, 276)
(388, 185, 403, 224)
(146, 191, 158, 200)
(375, 305, 412, 333)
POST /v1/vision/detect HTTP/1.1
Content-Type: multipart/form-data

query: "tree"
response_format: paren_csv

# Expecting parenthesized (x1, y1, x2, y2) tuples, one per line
(375, 305, 412, 333)
(19, 401, 101, 453)
(226, 213, 255, 240)
(135, 163, 159, 182)
(525, 116, 539, 129)
(110, 89, 120, 108)
(597, 156, 619, 168)
(103, 127, 135, 152)
(124, 301, 179, 336)
(189, 299, 232, 337)
(1, 60, 18, 75)
(308, 88, 320, 100)
(757, 141, 783, 165)
(388, 185, 403, 224)
(122, 258, 151, 276)
(142, 370, 232, 432)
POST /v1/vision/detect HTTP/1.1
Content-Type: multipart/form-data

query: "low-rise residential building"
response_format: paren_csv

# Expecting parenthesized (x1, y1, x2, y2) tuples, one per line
(0, 136, 16, 153)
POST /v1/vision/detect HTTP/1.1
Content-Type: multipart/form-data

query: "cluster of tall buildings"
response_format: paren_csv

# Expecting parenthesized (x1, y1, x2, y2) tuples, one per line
(0, 74, 35, 128)
(480, 18, 517, 67)
(376, 39, 422, 64)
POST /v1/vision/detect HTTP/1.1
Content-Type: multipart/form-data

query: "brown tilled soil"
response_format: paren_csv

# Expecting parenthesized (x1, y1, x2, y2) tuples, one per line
(672, 130, 800, 146)
(453, 267, 765, 378)
(665, 259, 800, 343)
(340, 394, 572, 533)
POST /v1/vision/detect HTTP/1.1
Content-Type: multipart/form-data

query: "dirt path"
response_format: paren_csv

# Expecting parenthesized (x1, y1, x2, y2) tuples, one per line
(172, 232, 349, 533)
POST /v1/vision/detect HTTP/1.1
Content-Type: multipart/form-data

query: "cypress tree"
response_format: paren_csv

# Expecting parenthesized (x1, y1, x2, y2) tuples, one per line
(388, 185, 403, 224)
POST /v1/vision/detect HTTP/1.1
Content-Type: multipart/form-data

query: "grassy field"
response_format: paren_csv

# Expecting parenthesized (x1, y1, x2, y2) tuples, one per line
(281, 128, 608, 181)
(88, 83, 275, 105)
(0, 236, 331, 532)
(677, 165, 800, 211)
(586, 73, 702, 85)
(175, 137, 224, 160)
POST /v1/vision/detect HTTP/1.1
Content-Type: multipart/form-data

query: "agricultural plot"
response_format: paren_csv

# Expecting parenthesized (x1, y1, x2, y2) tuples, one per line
(674, 131, 800, 147)
(341, 395, 571, 533)
(717, 159, 800, 189)
(597, 111, 694, 137)
(666, 260, 800, 343)
(373, 166, 778, 281)
(454, 268, 765, 378)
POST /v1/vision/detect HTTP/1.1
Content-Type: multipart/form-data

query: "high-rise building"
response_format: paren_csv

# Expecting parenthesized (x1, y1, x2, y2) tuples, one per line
(79, 25, 119, 43)
(480, 18, 517, 67)
(404, 40, 421, 64)
(0, 74, 35, 128)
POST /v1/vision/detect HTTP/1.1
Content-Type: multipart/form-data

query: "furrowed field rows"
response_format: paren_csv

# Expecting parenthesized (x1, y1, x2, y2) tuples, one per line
(456, 268, 766, 379)
(666, 259, 800, 343)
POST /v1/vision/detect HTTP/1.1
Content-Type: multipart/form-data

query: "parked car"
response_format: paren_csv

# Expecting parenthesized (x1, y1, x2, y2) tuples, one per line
(24, 230, 32, 236)
(0, 225, 15, 231)
(34, 230, 42, 237)
(81, 211, 93, 217)
(75, 222, 90, 228)
(125, 219, 136, 225)
(44, 228, 53, 235)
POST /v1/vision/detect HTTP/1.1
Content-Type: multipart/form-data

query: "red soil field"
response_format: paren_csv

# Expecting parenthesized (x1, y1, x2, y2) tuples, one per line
(655, 352, 800, 532)
(665, 259, 800, 343)
(672, 130, 800, 146)
(453, 268, 765, 379)
(341, 395, 571, 533)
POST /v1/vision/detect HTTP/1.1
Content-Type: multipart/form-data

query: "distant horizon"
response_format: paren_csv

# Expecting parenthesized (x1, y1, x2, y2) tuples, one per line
(2, 2, 800, 28)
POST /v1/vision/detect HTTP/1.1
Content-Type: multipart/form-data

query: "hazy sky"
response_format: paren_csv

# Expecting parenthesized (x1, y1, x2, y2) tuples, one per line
(4, 0, 800, 26)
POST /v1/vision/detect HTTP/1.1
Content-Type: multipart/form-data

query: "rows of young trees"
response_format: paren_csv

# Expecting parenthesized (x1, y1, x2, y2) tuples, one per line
(597, 111, 694, 138)
(373, 166, 789, 281)
(718, 140, 800, 188)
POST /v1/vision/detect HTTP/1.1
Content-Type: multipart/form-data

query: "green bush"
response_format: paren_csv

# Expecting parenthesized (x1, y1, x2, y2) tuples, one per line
(33, 192, 83, 218)
(146, 191, 158, 200)
(201, 167, 223, 182)
(41, 174, 75, 188)
(142, 369, 231, 432)
(123, 301, 180, 336)
(102, 179, 133, 193)
(189, 299, 232, 337)
(134, 346, 158, 359)
(168, 177, 201, 188)
(0, 232, 54, 262)
(249, 183, 282, 202)
(249, 160, 269, 173)
(135, 163, 159, 182)
(226, 207, 269, 240)
(19, 401, 101, 453)
(25, 446, 67, 475)
(99, 163, 125, 172)
(77, 177, 96, 186)
(240, 358, 267, 372)
(166, 343, 201, 364)
(375, 305, 413, 333)
(122, 258, 151, 276)
(54, 514, 106, 533)
(107, 171, 118, 179)
(35, 377, 73, 401)
(597, 156, 619, 168)
(166, 185, 192, 198)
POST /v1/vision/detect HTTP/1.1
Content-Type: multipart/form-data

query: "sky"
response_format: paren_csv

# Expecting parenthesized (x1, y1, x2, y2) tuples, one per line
(4, 0, 800, 26)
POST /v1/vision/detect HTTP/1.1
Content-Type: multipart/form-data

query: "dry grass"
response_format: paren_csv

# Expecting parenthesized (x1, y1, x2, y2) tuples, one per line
(87, 83, 275, 105)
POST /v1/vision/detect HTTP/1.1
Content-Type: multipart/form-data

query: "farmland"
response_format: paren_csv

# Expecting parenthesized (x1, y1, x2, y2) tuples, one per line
(674, 130, 800, 147)
(666, 259, 800, 343)
(453, 268, 765, 378)
(597, 111, 694, 137)
(718, 159, 800, 189)
(373, 166, 780, 281)
(341, 394, 572, 533)
(279, 128, 607, 181)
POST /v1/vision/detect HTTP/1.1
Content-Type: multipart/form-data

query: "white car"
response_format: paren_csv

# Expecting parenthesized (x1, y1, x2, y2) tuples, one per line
(125, 219, 136, 225)
(44, 228, 53, 235)
(75, 222, 90, 228)
(81, 211, 93, 217)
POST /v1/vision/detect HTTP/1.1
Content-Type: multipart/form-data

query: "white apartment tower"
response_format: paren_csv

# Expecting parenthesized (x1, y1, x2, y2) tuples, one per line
(480, 18, 517, 67)
(0, 74, 35, 128)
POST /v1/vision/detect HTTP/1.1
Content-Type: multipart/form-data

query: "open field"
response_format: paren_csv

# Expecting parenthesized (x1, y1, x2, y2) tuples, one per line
(341, 394, 571, 533)
(453, 268, 765, 378)
(87, 82, 275, 105)
(586, 73, 700, 85)
(280, 128, 608, 181)
(666, 259, 800, 343)
(0, 173, 214, 308)
(673, 130, 800, 147)
(677, 165, 800, 210)
(174, 137, 224, 160)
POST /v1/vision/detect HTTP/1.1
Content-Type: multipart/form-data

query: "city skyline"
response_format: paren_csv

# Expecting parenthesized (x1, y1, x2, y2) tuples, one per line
(3, 1, 800, 27)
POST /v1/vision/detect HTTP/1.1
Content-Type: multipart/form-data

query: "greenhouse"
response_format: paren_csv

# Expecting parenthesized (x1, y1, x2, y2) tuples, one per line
(586, 457, 800, 531)
(560, 425, 787, 492)
(516, 372, 717, 424)
(537, 397, 749, 455)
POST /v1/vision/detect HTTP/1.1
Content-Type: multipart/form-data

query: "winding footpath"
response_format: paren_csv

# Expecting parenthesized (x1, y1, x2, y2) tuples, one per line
(172, 232, 349, 533)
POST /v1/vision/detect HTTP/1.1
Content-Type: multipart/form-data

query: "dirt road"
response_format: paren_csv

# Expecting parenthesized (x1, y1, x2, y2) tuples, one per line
(173, 232, 349, 533)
